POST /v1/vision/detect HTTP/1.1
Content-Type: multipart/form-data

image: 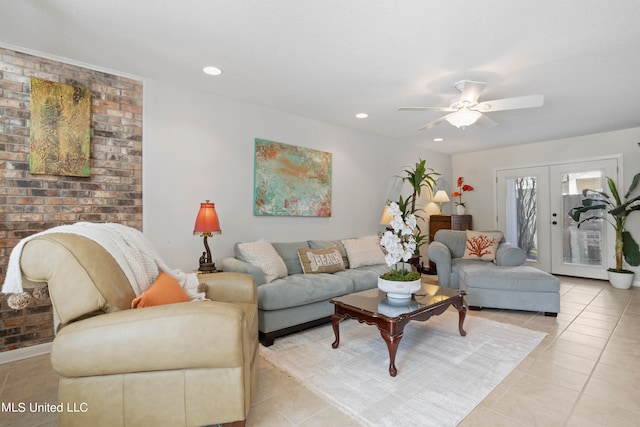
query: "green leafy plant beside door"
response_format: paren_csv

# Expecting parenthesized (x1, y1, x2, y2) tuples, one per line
(568, 172, 640, 272)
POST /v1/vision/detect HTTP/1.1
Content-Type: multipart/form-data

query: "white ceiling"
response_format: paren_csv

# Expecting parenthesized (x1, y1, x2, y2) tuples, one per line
(2, 0, 640, 154)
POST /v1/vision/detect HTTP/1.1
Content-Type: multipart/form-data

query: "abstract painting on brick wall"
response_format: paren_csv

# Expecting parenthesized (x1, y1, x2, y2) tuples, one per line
(254, 138, 332, 216)
(29, 77, 91, 177)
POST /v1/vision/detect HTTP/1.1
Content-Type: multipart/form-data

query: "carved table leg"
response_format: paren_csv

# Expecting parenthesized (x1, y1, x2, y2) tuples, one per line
(452, 295, 467, 337)
(380, 330, 403, 377)
(331, 314, 345, 349)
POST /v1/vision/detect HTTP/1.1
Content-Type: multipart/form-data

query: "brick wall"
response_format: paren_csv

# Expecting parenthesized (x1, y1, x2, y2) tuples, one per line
(0, 47, 143, 353)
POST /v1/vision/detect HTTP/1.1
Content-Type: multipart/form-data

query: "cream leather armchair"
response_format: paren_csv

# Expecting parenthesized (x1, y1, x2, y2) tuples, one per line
(19, 233, 258, 427)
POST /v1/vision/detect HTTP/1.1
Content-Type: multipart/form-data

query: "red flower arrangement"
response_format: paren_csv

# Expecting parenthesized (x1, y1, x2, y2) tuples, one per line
(451, 177, 474, 207)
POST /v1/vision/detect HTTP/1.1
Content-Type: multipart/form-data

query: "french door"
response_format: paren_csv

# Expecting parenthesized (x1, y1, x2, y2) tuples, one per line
(496, 158, 618, 279)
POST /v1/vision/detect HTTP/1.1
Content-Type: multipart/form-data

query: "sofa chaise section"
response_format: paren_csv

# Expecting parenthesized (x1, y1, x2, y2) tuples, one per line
(428, 229, 560, 316)
(427, 229, 526, 288)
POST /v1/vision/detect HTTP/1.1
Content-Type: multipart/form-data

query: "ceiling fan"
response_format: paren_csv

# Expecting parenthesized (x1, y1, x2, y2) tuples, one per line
(398, 80, 544, 130)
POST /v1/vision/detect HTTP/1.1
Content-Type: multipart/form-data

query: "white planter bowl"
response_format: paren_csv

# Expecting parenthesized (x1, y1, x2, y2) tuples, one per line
(377, 278, 421, 299)
(607, 270, 634, 289)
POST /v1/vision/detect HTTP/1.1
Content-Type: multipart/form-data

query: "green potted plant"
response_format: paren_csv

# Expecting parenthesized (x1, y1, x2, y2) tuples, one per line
(568, 172, 640, 289)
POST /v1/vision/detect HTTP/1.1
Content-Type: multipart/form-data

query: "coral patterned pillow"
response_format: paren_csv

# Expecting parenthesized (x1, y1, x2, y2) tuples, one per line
(462, 230, 503, 262)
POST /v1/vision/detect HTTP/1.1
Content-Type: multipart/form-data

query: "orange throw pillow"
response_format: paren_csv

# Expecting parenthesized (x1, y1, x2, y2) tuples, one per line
(131, 272, 190, 308)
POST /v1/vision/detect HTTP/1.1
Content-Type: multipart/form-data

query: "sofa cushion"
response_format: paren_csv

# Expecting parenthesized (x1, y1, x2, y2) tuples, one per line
(308, 239, 350, 268)
(342, 235, 386, 269)
(297, 246, 345, 274)
(131, 272, 190, 308)
(272, 241, 309, 275)
(462, 230, 503, 261)
(237, 239, 287, 283)
(334, 264, 390, 292)
(459, 264, 560, 292)
(257, 274, 353, 311)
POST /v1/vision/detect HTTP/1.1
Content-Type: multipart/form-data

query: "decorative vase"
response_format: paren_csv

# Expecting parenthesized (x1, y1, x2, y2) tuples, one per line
(607, 270, 634, 289)
(377, 277, 421, 299)
(456, 205, 466, 215)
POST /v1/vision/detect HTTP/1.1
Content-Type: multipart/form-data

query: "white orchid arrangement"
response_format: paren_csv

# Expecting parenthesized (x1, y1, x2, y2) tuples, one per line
(380, 202, 417, 268)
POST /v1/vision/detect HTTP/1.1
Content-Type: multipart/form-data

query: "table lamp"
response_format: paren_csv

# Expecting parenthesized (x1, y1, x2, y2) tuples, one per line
(193, 200, 221, 273)
(432, 190, 450, 214)
(379, 204, 394, 230)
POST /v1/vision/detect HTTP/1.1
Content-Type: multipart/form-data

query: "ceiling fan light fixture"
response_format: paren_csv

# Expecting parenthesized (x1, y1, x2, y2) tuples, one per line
(445, 109, 482, 128)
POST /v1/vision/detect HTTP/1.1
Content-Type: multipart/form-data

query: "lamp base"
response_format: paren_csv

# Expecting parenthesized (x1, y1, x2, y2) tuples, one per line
(198, 262, 219, 273)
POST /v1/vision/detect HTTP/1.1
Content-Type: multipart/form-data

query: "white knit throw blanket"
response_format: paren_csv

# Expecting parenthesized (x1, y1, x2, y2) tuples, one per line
(2, 222, 204, 302)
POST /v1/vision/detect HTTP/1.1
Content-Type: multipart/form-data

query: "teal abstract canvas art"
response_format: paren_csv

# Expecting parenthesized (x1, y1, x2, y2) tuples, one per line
(254, 138, 332, 216)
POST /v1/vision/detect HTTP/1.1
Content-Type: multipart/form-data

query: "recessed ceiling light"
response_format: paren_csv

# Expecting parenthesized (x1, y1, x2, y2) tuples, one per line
(355, 113, 369, 119)
(203, 66, 223, 76)
(433, 138, 444, 142)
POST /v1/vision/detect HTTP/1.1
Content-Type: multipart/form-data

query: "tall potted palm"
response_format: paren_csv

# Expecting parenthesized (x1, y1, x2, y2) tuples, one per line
(378, 160, 439, 296)
(568, 172, 640, 289)
(399, 159, 439, 261)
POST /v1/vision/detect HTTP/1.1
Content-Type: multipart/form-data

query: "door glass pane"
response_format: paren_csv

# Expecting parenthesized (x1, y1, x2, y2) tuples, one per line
(562, 171, 604, 266)
(505, 176, 538, 260)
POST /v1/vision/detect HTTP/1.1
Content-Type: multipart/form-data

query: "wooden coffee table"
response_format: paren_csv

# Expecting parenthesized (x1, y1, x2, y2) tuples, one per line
(330, 284, 467, 377)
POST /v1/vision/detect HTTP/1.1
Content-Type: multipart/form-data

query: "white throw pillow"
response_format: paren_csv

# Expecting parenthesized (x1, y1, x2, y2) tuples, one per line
(237, 239, 288, 283)
(342, 235, 386, 269)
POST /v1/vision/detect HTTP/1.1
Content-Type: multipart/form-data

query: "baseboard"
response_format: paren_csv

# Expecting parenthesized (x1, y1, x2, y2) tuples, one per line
(0, 342, 52, 365)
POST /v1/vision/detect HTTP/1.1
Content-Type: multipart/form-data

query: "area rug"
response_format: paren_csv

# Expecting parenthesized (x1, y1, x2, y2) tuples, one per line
(260, 310, 546, 427)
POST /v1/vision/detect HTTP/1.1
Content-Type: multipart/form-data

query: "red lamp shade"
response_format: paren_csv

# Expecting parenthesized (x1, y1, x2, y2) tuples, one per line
(194, 200, 221, 273)
(193, 201, 221, 235)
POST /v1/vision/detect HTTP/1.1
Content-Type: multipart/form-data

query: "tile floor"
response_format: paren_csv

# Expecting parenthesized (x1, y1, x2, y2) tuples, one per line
(0, 275, 638, 426)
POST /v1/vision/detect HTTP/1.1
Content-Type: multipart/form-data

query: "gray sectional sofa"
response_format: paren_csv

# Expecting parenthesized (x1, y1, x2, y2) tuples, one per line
(219, 238, 389, 346)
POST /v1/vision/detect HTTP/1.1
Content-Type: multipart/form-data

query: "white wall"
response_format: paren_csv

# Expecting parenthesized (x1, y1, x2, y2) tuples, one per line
(140, 77, 640, 282)
(142, 79, 451, 271)
(452, 127, 640, 280)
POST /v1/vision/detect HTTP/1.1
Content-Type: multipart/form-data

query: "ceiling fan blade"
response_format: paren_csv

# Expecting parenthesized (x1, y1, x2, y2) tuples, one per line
(418, 116, 448, 131)
(457, 80, 486, 105)
(398, 106, 456, 112)
(476, 113, 498, 128)
(475, 94, 544, 112)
